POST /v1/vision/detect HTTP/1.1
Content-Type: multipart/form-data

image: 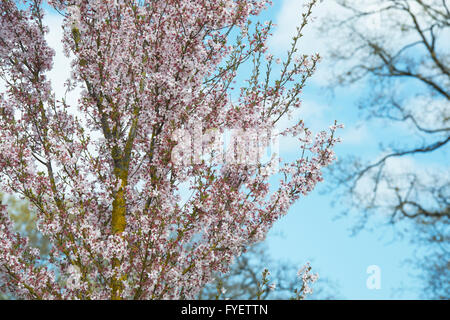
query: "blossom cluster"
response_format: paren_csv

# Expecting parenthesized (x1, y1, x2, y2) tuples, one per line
(0, 0, 340, 299)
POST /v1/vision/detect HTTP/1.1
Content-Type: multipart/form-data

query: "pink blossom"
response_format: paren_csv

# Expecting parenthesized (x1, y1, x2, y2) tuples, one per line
(0, 0, 339, 300)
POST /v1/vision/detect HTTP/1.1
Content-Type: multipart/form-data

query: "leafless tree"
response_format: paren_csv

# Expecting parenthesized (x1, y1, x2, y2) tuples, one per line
(197, 242, 338, 300)
(320, 0, 449, 299)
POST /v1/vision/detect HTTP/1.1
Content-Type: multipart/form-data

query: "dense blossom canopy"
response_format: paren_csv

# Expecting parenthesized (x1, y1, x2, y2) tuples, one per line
(0, 0, 341, 299)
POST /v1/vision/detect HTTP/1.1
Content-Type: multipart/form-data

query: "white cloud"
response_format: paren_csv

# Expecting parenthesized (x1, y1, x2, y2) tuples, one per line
(270, 0, 330, 54)
(276, 99, 335, 155)
(353, 154, 449, 220)
(44, 13, 80, 105)
(339, 123, 370, 146)
(268, 0, 346, 86)
(276, 99, 328, 132)
(0, 13, 76, 110)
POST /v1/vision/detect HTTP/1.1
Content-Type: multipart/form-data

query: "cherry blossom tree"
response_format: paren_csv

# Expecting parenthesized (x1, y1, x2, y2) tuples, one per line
(0, 0, 341, 300)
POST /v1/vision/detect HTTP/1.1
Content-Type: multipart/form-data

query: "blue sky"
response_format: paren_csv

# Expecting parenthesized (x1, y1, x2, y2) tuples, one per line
(35, 1, 448, 299)
(244, 0, 426, 298)
(257, 0, 447, 299)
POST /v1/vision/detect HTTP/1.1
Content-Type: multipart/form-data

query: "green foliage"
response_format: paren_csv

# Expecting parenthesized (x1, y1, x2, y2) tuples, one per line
(0, 193, 51, 299)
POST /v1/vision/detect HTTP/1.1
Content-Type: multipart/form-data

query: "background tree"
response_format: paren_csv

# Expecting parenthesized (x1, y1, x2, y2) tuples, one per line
(0, 0, 341, 299)
(0, 193, 50, 299)
(197, 241, 338, 300)
(320, 0, 449, 299)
